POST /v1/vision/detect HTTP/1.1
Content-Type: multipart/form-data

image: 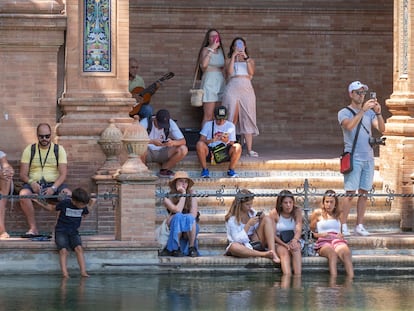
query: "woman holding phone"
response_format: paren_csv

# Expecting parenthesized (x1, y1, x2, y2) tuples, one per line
(222, 37, 259, 157)
(196, 29, 226, 126)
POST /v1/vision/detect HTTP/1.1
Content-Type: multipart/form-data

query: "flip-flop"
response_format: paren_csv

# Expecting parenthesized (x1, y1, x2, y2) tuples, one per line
(31, 236, 52, 241)
(21, 233, 42, 238)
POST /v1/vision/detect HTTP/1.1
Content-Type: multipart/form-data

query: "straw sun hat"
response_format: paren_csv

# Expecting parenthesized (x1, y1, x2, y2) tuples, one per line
(169, 171, 194, 189)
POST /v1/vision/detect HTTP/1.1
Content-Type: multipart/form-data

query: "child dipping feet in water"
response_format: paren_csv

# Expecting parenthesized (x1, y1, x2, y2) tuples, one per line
(224, 189, 280, 264)
(53, 188, 96, 278)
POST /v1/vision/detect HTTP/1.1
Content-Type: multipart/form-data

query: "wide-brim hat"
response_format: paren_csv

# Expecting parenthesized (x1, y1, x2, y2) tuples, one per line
(169, 171, 194, 189)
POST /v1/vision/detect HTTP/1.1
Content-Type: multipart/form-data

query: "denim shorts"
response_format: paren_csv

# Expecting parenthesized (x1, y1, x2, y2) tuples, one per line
(344, 159, 374, 192)
(55, 231, 82, 251)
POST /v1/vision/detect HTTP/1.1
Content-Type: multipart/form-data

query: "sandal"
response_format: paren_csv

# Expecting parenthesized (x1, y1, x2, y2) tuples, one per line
(247, 150, 259, 157)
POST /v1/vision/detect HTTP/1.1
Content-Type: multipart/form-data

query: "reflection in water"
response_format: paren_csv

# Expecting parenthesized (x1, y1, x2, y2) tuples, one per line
(0, 273, 413, 310)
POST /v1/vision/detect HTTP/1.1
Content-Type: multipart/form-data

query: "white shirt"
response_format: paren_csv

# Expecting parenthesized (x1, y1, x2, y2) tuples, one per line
(140, 118, 184, 151)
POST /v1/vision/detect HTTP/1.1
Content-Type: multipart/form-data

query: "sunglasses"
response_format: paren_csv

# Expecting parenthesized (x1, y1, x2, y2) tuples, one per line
(354, 90, 367, 96)
(38, 134, 51, 139)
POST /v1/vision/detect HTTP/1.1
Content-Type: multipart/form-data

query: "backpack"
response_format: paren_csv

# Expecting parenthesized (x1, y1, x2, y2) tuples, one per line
(146, 116, 169, 140)
(29, 143, 59, 168)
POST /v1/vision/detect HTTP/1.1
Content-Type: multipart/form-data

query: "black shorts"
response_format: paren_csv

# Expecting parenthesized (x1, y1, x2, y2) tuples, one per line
(55, 231, 82, 251)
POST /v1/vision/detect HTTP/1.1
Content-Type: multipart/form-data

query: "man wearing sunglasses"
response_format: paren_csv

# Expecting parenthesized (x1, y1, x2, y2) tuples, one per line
(19, 123, 71, 237)
(338, 81, 385, 237)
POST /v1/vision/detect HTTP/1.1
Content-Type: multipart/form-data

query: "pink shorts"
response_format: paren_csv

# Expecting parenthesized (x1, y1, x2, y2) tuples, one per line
(314, 233, 348, 251)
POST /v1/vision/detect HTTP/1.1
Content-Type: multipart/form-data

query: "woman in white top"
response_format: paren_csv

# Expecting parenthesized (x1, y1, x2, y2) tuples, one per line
(224, 189, 280, 264)
(222, 37, 259, 157)
(269, 190, 302, 275)
(197, 29, 226, 126)
(310, 190, 354, 278)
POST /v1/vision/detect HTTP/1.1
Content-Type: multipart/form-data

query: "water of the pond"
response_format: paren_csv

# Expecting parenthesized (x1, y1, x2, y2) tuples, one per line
(0, 273, 413, 311)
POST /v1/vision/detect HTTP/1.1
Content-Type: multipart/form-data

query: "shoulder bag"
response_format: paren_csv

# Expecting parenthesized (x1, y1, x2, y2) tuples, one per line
(189, 65, 204, 107)
(340, 107, 362, 174)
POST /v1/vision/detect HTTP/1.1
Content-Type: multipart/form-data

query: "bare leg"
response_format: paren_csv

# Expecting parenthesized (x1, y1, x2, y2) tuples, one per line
(256, 216, 280, 262)
(202, 102, 219, 127)
(276, 245, 292, 275)
(74, 245, 89, 277)
(336, 245, 354, 278)
(161, 145, 188, 170)
(341, 191, 355, 224)
(228, 243, 279, 264)
(356, 189, 368, 225)
(19, 189, 38, 234)
(319, 246, 338, 277)
(291, 249, 302, 275)
(59, 248, 70, 278)
(244, 133, 253, 153)
(228, 143, 242, 170)
(196, 141, 209, 169)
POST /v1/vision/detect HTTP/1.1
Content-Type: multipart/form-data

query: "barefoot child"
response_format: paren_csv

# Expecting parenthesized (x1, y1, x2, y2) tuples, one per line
(54, 187, 96, 278)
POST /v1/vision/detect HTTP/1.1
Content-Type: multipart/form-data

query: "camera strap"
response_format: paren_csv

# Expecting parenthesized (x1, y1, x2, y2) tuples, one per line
(345, 107, 363, 154)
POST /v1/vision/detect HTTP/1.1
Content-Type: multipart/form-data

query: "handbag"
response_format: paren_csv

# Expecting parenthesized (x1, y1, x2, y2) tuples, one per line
(210, 143, 230, 163)
(189, 65, 204, 107)
(340, 107, 362, 174)
(280, 230, 295, 243)
(155, 219, 170, 250)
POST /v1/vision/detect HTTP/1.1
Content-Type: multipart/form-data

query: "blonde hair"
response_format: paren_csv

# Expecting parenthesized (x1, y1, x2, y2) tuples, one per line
(224, 189, 254, 224)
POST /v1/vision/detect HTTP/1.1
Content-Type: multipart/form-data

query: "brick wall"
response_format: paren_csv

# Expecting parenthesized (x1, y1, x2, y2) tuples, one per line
(0, 1, 395, 233)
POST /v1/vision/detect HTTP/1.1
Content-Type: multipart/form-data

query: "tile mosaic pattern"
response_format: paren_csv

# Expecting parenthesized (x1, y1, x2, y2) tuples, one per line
(83, 0, 111, 72)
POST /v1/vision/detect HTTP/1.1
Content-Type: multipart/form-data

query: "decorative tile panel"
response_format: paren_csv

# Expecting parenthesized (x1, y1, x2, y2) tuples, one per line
(83, 0, 111, 72)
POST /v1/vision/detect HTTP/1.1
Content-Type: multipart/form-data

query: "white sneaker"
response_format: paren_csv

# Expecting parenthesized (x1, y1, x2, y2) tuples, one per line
(342, 223, 351, 236)
(355, 224, 370, 236)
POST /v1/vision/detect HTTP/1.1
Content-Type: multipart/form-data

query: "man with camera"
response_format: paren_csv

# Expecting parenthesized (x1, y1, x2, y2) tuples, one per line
(338, 81, 385, 236)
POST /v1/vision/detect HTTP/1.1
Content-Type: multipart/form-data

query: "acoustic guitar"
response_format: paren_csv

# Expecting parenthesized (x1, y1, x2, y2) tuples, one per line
(129, 72, 175, 117)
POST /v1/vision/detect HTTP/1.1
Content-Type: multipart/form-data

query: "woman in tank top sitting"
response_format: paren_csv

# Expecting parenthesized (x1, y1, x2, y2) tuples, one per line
(269, 190, 303, 275)
(310, 190, 354, 278)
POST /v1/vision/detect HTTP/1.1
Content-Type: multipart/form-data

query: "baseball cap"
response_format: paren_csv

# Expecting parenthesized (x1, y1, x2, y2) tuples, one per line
(348, 81, 368, 93)
(215, 106, 228, 120)
(155, 109, 170, 129)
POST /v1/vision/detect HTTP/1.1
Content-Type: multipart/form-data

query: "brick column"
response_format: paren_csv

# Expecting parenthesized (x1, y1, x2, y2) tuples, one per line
(382, 1, 414, 230)
(57, 0, 135, 188)
(115, 175, 158, 242)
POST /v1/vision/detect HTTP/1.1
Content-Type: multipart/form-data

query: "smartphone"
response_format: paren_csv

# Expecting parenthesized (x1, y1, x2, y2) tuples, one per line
(370, 92, 377, 100)
(256, 211, 263, 217)
(236, 40, 244, 51)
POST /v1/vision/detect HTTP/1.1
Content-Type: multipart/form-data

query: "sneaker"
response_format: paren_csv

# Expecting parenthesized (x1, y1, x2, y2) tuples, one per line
(201, 168, 210, 178)
(188, 246, 199, 257)
(342, 223, 351, 236)
(227, 169, 239, 178)
(355, 224, 370, 236)
(158, 248, 172, 257)
(159, 169, 174, 177)
(171, 249, 184, 257)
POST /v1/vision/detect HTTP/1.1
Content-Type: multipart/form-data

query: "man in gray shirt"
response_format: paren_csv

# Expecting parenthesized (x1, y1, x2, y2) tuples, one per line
(338, 81, 385, 236)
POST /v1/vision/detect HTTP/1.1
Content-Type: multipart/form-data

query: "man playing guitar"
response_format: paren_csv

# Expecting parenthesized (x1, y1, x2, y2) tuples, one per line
(129, 57, 153, 119)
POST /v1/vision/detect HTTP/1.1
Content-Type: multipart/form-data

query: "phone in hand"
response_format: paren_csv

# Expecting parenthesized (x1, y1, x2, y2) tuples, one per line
(370, 92, 377, 100)
(256, 211, 263, 217)
(236, 40, 244, 51)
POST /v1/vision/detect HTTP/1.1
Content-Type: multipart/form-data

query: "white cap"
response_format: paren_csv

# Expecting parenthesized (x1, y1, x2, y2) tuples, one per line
(348, 81, 368, 93)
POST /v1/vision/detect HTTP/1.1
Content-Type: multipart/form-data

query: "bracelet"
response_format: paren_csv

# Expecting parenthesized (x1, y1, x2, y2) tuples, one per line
(376, 113, 382, 116)
(51, 185, 57, 192)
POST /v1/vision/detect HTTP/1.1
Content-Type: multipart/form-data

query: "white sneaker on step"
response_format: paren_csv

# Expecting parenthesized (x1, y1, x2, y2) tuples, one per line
(355, 224, 370, 236)
(342, 223, 351, 236)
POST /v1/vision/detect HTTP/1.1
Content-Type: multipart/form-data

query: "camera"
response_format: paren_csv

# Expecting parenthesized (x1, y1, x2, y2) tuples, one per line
(369, 136, 386, 147)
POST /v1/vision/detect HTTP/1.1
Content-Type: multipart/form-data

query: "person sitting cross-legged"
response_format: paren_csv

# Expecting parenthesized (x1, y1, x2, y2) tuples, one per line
(196, 105, 242, 178)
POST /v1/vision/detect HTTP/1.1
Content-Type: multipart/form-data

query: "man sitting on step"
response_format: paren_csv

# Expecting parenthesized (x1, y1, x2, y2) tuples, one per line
(196, 106, 242, 178)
